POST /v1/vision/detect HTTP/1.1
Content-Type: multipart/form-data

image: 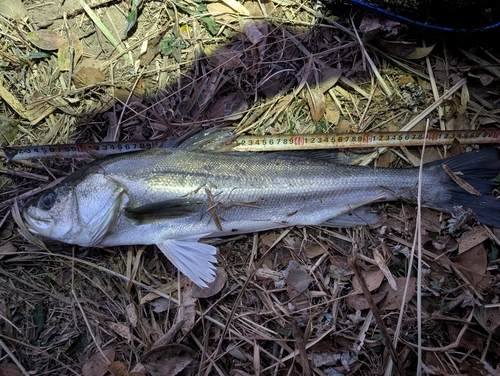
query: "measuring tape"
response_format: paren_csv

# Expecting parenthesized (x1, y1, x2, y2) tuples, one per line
(1, 129, 499, 161)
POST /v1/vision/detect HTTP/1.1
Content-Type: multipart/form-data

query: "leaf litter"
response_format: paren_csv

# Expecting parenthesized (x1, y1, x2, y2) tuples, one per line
(0, 0, 500, 374)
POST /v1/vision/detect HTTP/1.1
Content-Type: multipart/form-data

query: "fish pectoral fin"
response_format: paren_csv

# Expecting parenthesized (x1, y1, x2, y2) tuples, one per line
(157, 235, 217, 288)
(125, 199, 201, 223)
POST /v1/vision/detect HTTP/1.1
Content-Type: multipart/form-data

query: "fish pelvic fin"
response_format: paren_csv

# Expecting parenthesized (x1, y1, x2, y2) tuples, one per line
(425, 148, 500, 227)
(157, 234, 217, 287)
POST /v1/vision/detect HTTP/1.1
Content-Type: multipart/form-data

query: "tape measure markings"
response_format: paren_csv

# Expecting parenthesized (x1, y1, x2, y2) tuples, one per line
(1, 130, 499, 161)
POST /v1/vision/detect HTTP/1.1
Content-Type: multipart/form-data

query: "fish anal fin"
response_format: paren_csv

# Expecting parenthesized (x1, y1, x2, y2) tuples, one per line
(321, 205, 382, 228)
(157, 235, 217, 287)
(125, 199, 201, 223)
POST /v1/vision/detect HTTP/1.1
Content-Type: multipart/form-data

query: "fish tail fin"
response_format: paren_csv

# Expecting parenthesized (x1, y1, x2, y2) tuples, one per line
(425, 148, 500, 227)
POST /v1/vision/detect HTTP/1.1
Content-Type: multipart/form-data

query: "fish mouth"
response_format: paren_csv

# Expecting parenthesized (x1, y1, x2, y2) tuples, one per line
(21, 207, 53, 234)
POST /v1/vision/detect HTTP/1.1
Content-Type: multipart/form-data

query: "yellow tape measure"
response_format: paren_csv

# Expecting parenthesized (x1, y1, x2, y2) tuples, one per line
(220, 129, 500, 151)
(1, 129, 499, 161)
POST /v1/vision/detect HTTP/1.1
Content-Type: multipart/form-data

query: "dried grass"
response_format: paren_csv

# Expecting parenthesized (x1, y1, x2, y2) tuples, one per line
(1, 0, 500, 375)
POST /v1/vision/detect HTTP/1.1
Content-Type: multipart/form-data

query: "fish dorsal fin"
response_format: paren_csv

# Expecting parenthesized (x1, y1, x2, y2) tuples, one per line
(157, 235, 217, 287)
(124, 199, 201, 223)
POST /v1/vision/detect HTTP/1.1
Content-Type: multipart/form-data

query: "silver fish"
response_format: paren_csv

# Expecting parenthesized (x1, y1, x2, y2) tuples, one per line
(22, 148, 500, 287)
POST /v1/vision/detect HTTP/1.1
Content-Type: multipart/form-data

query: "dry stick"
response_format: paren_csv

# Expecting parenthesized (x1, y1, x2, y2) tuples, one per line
(385, 119, 431, 376)
(17, 252, 284, 365)
(0, 334, 80, 375)
(415, 122, 431, 376)
(0, 338, 30, 376)
(205, 229, 292, 374)
(399, 309, 474, 352)
(292, 320, 311, 376)
(357, 78, 466, 166)
(424, 41, 445, 131)
(348, 258, 406, 376)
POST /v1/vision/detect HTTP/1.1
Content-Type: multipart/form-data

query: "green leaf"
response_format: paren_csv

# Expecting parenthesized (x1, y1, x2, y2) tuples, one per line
(123, 0, 143, 39)
(27, 52, 52, 59)
(32, 302, 45, 341)
(201, 17, 220, 35)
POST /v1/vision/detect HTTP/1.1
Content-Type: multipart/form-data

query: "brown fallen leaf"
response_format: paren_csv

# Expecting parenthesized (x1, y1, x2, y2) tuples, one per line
(373, 247, 397, 291)
(58, 34, 83, 71)
(457, 243, 487, 288)
(108, 361, 129, 376)
(0, 363, 23, 376)
(73, 67, 106, 88)
(283, 260, 313, 300)
(192, 267, 227, 298)
(351, 269, 385, 293)
(375, 38, 435, 59)
(27, 30, 65, 51)
(345, 290, 387, 311)
(178, 286, 197, 335)
(458, 226, 489, 254)
(0, 0, 28, 20)
(139, 344, 197, 376)
(82, 348, 115, 376)
(306, 86, 326, 123)
(379, 277, 415, 311)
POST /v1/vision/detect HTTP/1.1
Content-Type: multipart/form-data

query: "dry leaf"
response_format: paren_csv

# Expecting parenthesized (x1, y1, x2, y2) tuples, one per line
(318, 68, 342, 93)
(27, 30, 65, 51)
(474, 305, 500, 332)
(58, 34, 83, 71)
(192, 268, 227, 298)
(376, 39, 435, 59)
(0, 0, 28, 20)
(114, 88, 143, 103)
(345, 291, 387, 311)
(179, 286, 197, 335)
(0, 363, 23, 376)
(458, 226, 489, 254)
(457, 243, 487, 287)
(109, 322, 132, 341)
(304, 242, 328, 258)
(254, 267, 282, 281)
(82, 348, 115, 376)
(0, 242, 16, 257)
(325, 103, 340, 125)
(373, 247, 397, 291)
(283, 261, 313, 297)
(240, 19, 266, 58)
(207, 90, 248, 121)
(307, 86, 326, 123)
(351, 269, 384, 293)
(73, 67, 106, 88)
(108, 361, 129, 376)
(206, 46, 244, 70)
(140, 344, 197, 376)
(380, 277, 415, 311)
(126, 303, 138, 328)
(221, 0, 249, 15)
(141, 277, 188, 304)
(206, 3, 238, 23)
(479, 74, 494, 86)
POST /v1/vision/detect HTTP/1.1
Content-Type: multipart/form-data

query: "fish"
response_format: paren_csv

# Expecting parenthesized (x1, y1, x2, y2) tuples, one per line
(21, 147, 500, 287)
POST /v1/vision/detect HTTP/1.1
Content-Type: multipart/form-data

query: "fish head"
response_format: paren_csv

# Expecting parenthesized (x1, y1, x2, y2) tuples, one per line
(22, 173, 127, 246)
(23, 185, 77, 241)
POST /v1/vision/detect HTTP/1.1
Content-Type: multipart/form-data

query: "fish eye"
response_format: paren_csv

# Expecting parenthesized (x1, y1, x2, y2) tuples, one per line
(41, 192, 56, 210)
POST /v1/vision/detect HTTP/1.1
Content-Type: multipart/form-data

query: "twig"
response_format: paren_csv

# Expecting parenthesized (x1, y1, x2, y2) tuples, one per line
(348, 258, 405, 376)
(77, 0, 126, 57)
(0, 338, 30, 376)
